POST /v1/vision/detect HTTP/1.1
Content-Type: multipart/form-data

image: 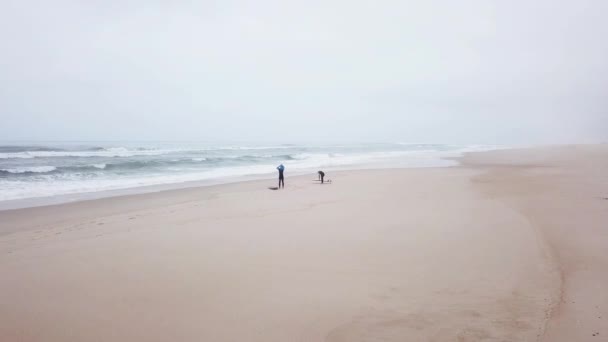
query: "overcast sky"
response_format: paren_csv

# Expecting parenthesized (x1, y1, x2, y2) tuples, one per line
(1, 0, 606, 144)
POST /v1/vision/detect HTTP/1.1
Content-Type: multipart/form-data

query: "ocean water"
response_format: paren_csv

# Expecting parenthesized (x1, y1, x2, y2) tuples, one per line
(0, 142, 497, 205)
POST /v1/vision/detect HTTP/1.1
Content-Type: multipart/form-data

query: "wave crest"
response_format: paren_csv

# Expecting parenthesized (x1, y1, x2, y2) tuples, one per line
(0, 166, 57, 174)
(0, 147, 173, 159)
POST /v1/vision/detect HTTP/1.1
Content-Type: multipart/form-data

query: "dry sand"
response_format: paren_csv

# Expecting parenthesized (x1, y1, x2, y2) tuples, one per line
(0, 145, 606, 341)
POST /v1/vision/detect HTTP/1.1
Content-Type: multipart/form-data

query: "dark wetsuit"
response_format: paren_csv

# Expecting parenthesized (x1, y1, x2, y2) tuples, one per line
(278, 169, 284, 188)
(318, 171, 325, 184)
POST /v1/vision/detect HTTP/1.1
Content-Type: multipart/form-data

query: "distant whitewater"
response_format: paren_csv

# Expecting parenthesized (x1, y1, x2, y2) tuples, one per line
(0, 142, 498, 204)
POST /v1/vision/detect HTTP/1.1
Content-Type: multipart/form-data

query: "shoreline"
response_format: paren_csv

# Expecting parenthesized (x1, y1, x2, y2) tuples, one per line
(0, 167, 455, 236)
(1, 145, 606, 341)
(0, 162, 461, 211)
(0, 142, 474, 209)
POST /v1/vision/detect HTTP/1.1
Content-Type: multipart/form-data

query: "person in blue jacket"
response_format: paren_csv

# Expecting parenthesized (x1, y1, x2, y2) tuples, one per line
(277, 164, 285, 189)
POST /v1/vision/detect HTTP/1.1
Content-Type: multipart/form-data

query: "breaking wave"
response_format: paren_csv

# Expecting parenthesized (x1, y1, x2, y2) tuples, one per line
(0, 142, 502, 203)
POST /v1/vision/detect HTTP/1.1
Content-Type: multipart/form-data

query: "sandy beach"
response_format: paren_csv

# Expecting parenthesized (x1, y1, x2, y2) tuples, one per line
(0, 145, 606, 341)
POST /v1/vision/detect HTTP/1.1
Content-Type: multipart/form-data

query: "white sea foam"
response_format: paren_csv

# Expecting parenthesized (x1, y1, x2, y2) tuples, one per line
(0, 166, 57, 174)
(0, 153, 35, 159)
(0, 147, 177, 159)
(0, 146, 294, 159)
(0, 164, 273, 201)
(0, 143, 505, 204)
